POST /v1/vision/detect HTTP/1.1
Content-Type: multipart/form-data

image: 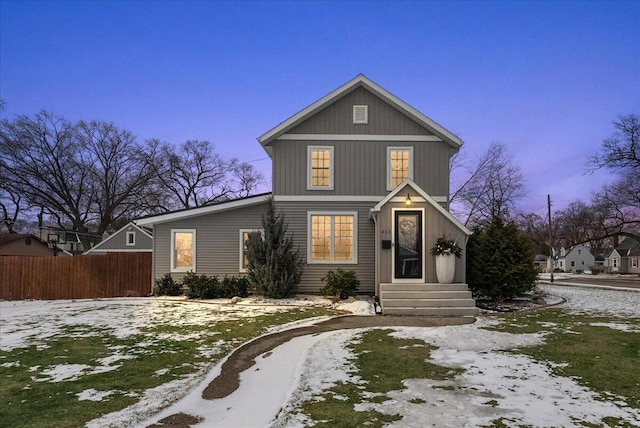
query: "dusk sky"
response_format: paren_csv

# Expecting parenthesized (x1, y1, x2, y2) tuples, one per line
(2, 1, 639, 217)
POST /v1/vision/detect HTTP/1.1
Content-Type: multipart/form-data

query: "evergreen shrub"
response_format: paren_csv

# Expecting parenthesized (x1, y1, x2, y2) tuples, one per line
(320, 268, 360, 300)
(153, 273, 183, 296)
(466, 217, 538, 301)
(246, 198, 304, 299)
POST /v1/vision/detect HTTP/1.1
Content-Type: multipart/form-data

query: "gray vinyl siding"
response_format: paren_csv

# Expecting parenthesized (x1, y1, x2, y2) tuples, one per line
(289, 86, 429, 135)
(272, 139, 452, 197)
(274, 201, 376, 294)
(96, 228, 152, 251)
(153, 202, 268, 281)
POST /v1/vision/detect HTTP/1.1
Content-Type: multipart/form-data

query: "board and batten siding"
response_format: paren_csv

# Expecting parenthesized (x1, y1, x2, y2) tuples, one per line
(275, 200, 376, 294)
(289, 86, 428, 135)
(153, 202, 268, 281)
(272, 139, 452, 197)
(376, 192, 468, 285)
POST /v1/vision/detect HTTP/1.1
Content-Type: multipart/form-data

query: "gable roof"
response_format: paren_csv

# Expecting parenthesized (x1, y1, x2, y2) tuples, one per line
(135, 193, 271, 226)
(614, 237, 640, 257)
(83, 222, 153, 255)
(257, 74, 463, 154)
(371, 178, 471, 236)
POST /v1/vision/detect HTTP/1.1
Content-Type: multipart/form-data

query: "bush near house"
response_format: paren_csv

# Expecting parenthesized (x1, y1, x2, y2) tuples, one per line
(155, 272, 250, 299)
(320, 268, 360, 300)
(153, 273, 183, 296)
(467, 217, 538, 301)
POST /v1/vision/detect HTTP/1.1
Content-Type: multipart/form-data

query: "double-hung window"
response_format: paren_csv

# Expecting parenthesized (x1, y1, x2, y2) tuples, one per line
(239, 229, 263, 272)
(387, 147, 413, 190)
(308, 146, 334, 190)
(308, 212, 357, 263)
(171, 229, 196, 272)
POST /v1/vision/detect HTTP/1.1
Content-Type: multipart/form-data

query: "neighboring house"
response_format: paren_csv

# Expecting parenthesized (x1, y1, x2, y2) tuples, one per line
(84, 222, 153, 255)
(553, 244, 595, 273)
(0, 233, 71, 257)
(533, 254, 549, 272)
(606, 237, 640, 274)
(136, 74, 478, 316)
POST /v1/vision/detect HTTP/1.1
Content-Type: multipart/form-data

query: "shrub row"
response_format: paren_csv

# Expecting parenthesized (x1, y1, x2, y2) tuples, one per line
(153, 272, 250, 299)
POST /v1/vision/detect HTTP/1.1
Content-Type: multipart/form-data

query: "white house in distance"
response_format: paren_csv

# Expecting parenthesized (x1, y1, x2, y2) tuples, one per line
(553, 244, 595, 273)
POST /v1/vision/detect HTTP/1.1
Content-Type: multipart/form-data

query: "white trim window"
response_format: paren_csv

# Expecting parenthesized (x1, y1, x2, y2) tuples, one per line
(387, 147, 414, 190)
(239, 229, 263, 272)
(631, 257, 638, 268)
(307, 146, 334, 190)
(353, 105, 368, 124)
(308, 212, 357, 263)
(171, 229, 196, 272)
(126, 231, 136, 246)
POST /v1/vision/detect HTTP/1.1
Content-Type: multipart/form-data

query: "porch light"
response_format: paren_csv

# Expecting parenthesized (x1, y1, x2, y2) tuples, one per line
(405, 193, 412, 206)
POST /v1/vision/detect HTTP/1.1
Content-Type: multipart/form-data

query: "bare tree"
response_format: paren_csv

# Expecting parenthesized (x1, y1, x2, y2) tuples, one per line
(450, 142, 526, 226)
(0, 112, 160, 242)
(583, 113, 640, 242)
(590, 113, 640, 173)
(154, 140, 263, 209)
(76, 120, 159, 234)
(0, 112, 94, 234)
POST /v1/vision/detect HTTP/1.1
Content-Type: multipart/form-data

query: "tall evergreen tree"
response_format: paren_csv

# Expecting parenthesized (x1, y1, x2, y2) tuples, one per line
(467, 216, 538, 301)
(245, 198, 303, 298)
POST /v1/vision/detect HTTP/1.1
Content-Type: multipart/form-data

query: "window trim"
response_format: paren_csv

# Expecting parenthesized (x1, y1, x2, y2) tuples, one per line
(307, 211, 358, 264)
(170, 229, 196, 272)
(126, 231, 136, 247)
(387, 147, 414, 190)
(353, 105, 368, 124)
(307, 146, 334, 190)
(239, 229, 263, 273)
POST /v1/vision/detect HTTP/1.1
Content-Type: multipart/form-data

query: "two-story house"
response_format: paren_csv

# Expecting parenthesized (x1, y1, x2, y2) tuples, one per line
(136, 75, 478, 315)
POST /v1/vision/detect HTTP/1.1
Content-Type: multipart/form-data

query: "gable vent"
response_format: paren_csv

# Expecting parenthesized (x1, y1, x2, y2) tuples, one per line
(353, 105, 368, 124)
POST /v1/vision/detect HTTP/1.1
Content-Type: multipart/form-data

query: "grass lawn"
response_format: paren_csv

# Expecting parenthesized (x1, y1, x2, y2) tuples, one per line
(289, 308, 640, 427)
(0, 300, 335, 428)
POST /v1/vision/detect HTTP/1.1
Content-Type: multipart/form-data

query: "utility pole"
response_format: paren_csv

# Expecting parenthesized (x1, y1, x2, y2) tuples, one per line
(547, 195, 554, 283)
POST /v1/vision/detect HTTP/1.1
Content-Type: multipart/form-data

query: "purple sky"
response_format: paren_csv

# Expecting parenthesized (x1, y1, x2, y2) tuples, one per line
(2, 1, 639, 217)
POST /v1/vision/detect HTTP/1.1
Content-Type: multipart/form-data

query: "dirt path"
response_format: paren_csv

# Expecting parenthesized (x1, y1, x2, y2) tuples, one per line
(148, 315, 475, 427)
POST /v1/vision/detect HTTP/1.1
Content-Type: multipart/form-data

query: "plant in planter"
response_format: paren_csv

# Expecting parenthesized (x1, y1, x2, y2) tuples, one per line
(430, 237, 462, 283)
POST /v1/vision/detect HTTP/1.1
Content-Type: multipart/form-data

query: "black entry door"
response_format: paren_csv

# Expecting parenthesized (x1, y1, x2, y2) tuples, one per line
(394, 211, 422, 279)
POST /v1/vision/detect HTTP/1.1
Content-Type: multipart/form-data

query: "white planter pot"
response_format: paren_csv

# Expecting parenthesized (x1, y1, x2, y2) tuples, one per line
(435, 254, 456, 284)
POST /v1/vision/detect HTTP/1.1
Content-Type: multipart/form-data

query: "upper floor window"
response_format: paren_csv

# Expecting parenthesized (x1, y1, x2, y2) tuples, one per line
(353, 105, 368, 124)
(308, 146, 334, 190)
(308, 212, 357, 263)
(171, 229, 196, 272)
(387, 147, 414, 190)
(126, 231, 136, 246)
(239, 229, 263, 272)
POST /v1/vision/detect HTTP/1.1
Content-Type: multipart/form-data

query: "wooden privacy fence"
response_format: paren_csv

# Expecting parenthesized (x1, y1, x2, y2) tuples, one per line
(0, 252, 152, 300)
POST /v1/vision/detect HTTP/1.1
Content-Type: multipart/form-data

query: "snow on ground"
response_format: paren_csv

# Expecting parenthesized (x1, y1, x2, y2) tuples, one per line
(4, 288, 640, 427)
(540, 284, 640, 318)
(138, 285, 640, 428)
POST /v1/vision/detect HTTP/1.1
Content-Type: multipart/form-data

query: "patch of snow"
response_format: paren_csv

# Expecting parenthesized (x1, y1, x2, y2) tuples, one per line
(34, 364, 90, 382)
(589, 322, 640, 332)
(77, 388, 118, 402)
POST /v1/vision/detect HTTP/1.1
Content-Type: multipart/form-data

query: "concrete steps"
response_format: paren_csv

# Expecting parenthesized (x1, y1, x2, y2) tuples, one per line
(379, 283, 479, 317)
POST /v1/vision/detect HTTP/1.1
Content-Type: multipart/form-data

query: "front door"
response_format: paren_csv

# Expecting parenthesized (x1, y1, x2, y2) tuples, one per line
(394, 210, 423, 280)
